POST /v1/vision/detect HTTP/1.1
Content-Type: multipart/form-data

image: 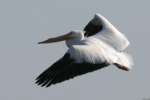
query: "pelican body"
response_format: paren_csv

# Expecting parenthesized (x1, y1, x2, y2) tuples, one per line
(36, 13, 133, 87)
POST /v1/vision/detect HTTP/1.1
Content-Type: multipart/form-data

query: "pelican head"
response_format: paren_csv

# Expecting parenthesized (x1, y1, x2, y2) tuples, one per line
(38, 30, 84, 44)
(67, 30, 84, 41)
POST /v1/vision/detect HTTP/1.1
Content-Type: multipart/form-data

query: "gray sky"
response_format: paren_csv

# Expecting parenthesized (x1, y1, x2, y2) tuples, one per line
(0, 0, 149, 100)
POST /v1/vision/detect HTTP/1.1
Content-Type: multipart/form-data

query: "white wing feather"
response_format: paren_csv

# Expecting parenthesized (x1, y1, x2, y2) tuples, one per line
(67, 14, 133, 69)
(92, 13, 130, 51)
(68, 37, 133, 69)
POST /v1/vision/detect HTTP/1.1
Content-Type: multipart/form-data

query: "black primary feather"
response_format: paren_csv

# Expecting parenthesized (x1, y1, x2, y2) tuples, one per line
(35, 53, 109, 87)
(84, 20, 103, 37)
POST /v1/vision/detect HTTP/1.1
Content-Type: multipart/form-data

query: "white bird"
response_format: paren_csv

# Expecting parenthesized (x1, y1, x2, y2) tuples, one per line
(35, 13, 133, 87)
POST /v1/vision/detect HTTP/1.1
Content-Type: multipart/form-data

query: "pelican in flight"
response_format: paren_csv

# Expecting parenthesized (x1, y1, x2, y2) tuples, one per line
(35, 13, 133, 87)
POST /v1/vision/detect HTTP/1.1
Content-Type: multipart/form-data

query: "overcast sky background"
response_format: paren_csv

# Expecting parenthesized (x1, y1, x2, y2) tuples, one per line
(0, 0, 149, 100)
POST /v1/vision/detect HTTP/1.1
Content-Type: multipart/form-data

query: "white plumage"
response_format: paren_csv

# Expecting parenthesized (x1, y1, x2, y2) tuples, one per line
(67, 33, 133, 70)
(91, 14, 130, 51)
(66, 14, 133, 69)
(36, 13, 133, 87)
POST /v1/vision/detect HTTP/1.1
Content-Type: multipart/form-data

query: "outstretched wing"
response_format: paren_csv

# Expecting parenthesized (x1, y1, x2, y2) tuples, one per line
(84, 13, 130, 51)
(35, 53, 109, 87)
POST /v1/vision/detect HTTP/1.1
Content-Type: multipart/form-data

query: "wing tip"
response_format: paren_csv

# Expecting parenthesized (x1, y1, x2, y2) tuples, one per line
(35, 78, 53, 87)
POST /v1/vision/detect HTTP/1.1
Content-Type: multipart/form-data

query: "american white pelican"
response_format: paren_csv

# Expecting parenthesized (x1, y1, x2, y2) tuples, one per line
(35, 13, 133, 87)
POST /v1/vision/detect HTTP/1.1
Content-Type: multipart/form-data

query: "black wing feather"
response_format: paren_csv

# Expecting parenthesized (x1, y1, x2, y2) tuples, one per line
(35, 53, 73, 87)
(35, 53, 109, 87)
(84, 18, 103, 37)
(48, 63, 109, 86)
